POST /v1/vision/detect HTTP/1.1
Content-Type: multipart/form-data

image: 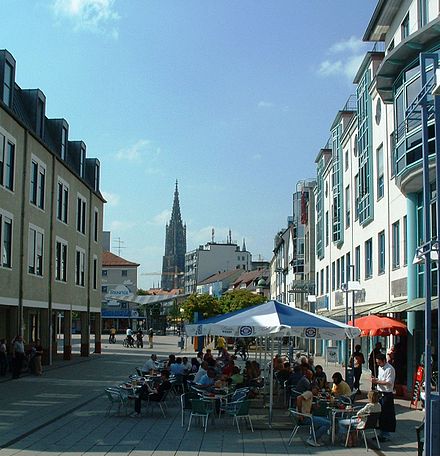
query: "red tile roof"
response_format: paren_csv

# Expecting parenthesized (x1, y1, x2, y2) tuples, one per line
(102, 251, 140, 267)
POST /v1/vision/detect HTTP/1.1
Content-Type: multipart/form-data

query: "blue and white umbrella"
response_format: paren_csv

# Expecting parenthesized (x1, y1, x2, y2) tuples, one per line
(186, 300, 360, 339)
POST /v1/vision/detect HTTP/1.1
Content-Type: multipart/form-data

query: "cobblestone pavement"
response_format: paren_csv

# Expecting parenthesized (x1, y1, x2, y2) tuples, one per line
(0, 334, 421, 455)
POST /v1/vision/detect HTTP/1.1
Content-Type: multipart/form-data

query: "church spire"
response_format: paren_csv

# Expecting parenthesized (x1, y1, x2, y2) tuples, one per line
(171, 180, 182, 221)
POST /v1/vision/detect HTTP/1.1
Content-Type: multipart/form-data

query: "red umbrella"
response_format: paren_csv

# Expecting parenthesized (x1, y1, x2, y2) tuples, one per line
(347, 315, 407, 337)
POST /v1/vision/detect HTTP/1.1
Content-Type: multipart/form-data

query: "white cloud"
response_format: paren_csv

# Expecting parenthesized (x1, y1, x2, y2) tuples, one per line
(258, 101, 275, 109)
(109, 220, 136, 231)
(317, 36, 368, 81)
(102, 191, 120, 206)
(149, 210, 171, 226)
(329, 36, 365, 54)
(115, 139, 160, 162)
(51, 0, 119, 37)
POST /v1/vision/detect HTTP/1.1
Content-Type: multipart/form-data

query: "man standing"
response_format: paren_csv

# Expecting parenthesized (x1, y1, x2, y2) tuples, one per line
(368, 342, 382, 380)
(372, 353, 396, 442)
(12, 335, 25, 379)
(148, 328, 154, 348)
(350, 344, 365, 392)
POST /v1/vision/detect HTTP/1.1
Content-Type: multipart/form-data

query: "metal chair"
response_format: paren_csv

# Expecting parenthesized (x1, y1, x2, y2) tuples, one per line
(105, 387, 127, 416)
(223, 399, 254, 433)
(147, 389, 170, 418)
(288, 408, 317, 445)
(180, 391, 200, 427)
(345, 412, 381, 451)
(187, 398, 214, 432)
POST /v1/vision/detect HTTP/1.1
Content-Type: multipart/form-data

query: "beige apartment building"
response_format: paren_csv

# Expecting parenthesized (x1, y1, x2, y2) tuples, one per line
(0, 49, 104, 363)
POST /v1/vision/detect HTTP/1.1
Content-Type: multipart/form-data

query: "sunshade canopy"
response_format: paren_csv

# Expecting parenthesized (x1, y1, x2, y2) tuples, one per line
(348, 315, 407, 337)
(186, 300, 361, 339)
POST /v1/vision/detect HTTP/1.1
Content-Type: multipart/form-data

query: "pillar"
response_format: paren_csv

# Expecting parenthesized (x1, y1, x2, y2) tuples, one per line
(80, 311, 90, 357)
(40, 309, 51, 365)
(9, 307, 18, 340)
(406, 192, 419, 390)
(63, 310, 72, 360)
(94, 313, 102, 354)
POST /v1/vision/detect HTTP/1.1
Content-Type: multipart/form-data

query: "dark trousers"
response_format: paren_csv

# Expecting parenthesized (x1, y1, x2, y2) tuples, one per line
(12, 353, 25, 379)
(379, 392, 396, 433)
(353, 367, 362, 389)
(0, 353, 7, 376)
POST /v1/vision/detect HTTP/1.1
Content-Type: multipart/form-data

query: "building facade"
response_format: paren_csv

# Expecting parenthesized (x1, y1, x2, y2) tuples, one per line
(161, 181, 186, 291)
(185, 239, 252, 294)
(0, 49, 104, 362)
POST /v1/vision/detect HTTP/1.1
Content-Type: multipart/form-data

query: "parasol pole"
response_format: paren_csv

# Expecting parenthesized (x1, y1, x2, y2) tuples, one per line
(269, 335, 274, 426)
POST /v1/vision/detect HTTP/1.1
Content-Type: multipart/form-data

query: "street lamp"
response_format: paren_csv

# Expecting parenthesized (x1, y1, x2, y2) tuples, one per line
(341, 274, 362, 386)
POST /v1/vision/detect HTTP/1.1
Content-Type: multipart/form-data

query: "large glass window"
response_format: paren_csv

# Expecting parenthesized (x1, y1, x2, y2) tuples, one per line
(331, 262, 335, 291)
(61, 127, 67, 160)
(75, 248, 85, 286)
(28, 225, 44, 276)
(57, 180, 69, 223)
(30, 157, 45, 210)
(376, 144, 384, 200)
(0, 211, 12, 268)
(55, 239, 67, 282)
(378, 231, 385, 274)
(401, 14, 410, 40)
(0, 135, 15, 191)
(76, 195, 86, 234)
(392, 221, 400, 269)
(345, 186, 350, 228)
(365, 238, 373, 279)
(355, 246, 361, 281)
(3, 62, 13, 106)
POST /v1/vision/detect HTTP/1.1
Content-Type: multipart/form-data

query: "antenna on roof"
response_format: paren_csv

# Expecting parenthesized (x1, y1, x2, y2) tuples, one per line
(112, 237, 126, 256)
(212, 228, 215, 243)
(228, 229, 232, 244)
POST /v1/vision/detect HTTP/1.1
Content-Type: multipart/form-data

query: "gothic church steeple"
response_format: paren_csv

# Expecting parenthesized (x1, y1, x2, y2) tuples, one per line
(161, 181, 186, 290)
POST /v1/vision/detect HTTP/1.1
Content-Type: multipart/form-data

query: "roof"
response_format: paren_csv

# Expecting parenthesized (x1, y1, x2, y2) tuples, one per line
(102, 251, 140, 267)
(363, 0, 401, 42)
(231, 269, 269, 290)
(198, 269, 243, 286)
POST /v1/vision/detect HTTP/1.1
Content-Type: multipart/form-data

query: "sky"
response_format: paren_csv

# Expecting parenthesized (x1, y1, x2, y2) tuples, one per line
(1, 0, 377, 290)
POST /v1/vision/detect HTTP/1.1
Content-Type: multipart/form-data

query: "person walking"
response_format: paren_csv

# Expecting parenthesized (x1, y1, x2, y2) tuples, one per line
(350, 344, 365, 392)
(148, 328, 154, 348)
(368, 341, 383, 386)
(372, 353, 396, 442)
(11, 335, 25, 379)
(32, 339, 43, 375)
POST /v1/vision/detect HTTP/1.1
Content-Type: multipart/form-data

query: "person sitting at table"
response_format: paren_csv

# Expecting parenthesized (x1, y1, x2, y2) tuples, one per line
(194, 361, 208, 384)
(276, 361, 291, 384)
(170, 357, 185, 376)
(313, 365, 328, 390)
(337, 390, 381, 443)
(181, 356, 192, 373)
(296, 386, 331, 447)
(286, 364, 302, 389)
(132, 370, 171, 417)
(273, 354, 284, 372)
(189, 358, 200, 373)
(230, 366, 244, 387)
(296, 369, 313, 394)
(204, 349, 216, 367)
(166, 354, 176, 369)
(196, 351, 204, 365)
(195, 367, 216, 388)
(222, 359, 235, 377)
(331, 372, 352, 397)
(142, 354, 159, 373)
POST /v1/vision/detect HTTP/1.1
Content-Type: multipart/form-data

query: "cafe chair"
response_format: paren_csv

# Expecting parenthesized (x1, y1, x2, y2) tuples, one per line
(187, 398, 214, 433)
(288, 409, 317, 446)
(345, 412, 381, 451)
(224, 399, 254, 433)
(180, 391, 200, 427)
(147, 389, 170, 418)
(105, 387, 128, 416)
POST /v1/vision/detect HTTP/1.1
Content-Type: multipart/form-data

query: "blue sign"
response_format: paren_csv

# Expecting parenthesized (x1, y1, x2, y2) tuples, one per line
(102, 309, 131, 318)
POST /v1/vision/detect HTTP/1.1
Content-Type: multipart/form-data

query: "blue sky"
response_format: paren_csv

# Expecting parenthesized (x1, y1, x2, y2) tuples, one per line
(2, 0, 376, 289)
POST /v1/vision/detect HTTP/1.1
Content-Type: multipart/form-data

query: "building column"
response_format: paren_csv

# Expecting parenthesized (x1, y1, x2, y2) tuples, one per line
(9, 307, 18, 340)
(40, 309, 51, 365)
(406, 192, 419, 390)
(94, 313, 102, 354)
(63, 310, 72, 360)
(80, 311, 90, 357)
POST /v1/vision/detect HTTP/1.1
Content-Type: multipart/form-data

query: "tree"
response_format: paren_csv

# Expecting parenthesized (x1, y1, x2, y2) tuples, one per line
(180, 293, 221, 322)
(219, 289, 266, 314)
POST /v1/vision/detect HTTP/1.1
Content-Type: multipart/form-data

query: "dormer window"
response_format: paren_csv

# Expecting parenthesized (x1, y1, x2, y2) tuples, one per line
(61, 126, 67, 160)
(36, 97, 44, 138)
(3, 62, 13, 107)
(94, 161, 100, 191)
(79, 146, 85, 178)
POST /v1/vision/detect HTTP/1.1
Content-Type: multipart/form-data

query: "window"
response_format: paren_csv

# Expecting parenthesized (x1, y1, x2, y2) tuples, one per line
(401, 13, 410, 40)
(354, 174, 359, 221)
(61, 127, 67, 160)
(365, 238, 373, 279)
(346, 252, 351, 280)
(93, 256, 98, 290)
(0, 133, 15, 191)
(55, 238, 67, 282)
(316, 272, 320, 295)
(28, 225, 44, 276)
(325, 211, 329, 246)
(93, 208, 99, 242)
(336, 258, 341, 289)
(341, 256, 345, 286)
(325, 266, 329, 294)
(76, 194, 86, 234)
(102, 285, 108, 293)
(3, 62, 13, 106)
(75, 248, 85, 286)
(419, 0, 428, 26)
(355, 246, 361, 281)
(377, 144, 384, 200)
(79, 146, 86, 178)
(378, 231, 385, 274)
(0, 210, 12, 268)
(57, 180, 69, 223)
(320, 269, 324, 296)
(94, 162, 100, 191)
(30, 157, 45, 209)
(122, 270, 128, 277)
(387, 39, 395, 53)
(403, 215, 408, 266)
(331, 262, 335, 291)
(102, 269, 108, 277)
(345, 185, 350, 228)
(36, 98, 44, 138)
(392, 221, 400, 269)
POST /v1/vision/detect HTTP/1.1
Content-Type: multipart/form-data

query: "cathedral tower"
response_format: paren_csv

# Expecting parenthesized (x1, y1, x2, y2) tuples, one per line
(161, 181, 186, 290)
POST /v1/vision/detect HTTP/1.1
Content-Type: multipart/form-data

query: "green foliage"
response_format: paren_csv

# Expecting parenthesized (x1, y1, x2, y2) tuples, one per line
(181, 293, 221, 321)
(219, 289, 266, 314)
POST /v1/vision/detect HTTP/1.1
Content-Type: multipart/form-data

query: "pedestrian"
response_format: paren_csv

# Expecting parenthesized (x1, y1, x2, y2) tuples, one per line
(216, 335, 226, 356)
(109, 327, 116, 343)
(0, 338, 7, 376)
(11, 335, 25, 379)
(371, 352, 396, 442)
(32, 339, 43, 375)
(148, 328, 154, 348)
(368, 341, 383, 383)
(350, 344, 365, 392)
